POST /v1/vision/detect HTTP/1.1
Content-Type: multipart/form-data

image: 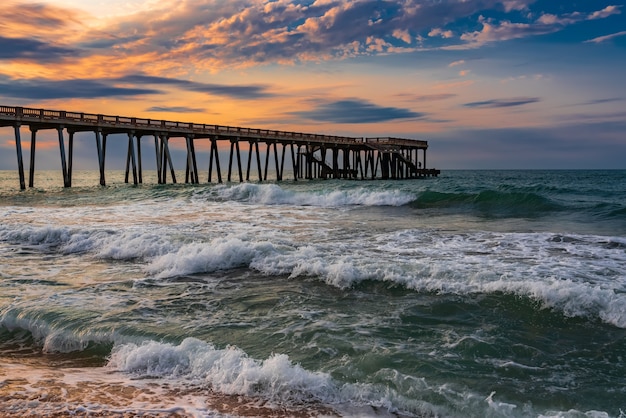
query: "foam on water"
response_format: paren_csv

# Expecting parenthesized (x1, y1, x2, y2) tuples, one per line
(201, 182, 416, 207)
(108, 337, 337, 403)
(3, 216, 626, 328)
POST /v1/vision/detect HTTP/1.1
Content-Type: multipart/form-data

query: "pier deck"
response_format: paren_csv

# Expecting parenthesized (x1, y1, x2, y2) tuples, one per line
(1, 105, 439, 189)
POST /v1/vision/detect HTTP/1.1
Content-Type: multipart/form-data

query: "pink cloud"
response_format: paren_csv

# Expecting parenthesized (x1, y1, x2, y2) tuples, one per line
(588, 5, 622, 20)
(585, 31, 626, 44)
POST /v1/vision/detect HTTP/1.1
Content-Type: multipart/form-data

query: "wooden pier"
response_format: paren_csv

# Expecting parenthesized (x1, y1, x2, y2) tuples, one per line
(0, 105, 439, 190)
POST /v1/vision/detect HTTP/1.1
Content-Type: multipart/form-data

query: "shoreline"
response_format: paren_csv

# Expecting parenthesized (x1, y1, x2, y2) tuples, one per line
(0, 358, 339, 418)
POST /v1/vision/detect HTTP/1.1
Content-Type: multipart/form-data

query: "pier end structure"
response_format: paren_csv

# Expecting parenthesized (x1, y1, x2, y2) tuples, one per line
(0, 105, 440, 190)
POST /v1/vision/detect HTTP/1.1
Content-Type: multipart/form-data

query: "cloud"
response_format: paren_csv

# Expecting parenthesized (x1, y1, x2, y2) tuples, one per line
(429, 28, 454, 39)
(588, 5, 622, 20)
(146, 106, 207, 113)
(463, 97, 541, 108)
(501, 1, 532, 12)
(581, 98, 624, 105)
(458, 5, 623, 49)
(448, 60, 466, 67)
(459, 20, 558, 46)
(585, 31, 626, 44)
(392, 29, 412, 44)
(0, 77, 160, 99)
(117, 75, 275, 99)
(2, 1, 623, 81)
(0, 0, 553, 72)
(0, 1, 85, 35)
(0, 36, 78, 61)
(0, 73, 274, 102)
(291, 99, 425, 123)
(397, 93, 457, 102)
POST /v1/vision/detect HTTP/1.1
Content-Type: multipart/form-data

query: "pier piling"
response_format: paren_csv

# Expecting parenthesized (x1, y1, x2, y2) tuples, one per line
(14, 124, 26, 190)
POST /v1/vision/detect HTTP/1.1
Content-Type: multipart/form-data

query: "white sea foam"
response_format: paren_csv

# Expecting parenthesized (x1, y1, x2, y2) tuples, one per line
(202, 183, 415, 207)
(108, 337, 337, 403)
(146, 236, 289, 278)
(106, 338, 470, 416)
(3, 209, 626, 329)
(0, 224, 74, 248)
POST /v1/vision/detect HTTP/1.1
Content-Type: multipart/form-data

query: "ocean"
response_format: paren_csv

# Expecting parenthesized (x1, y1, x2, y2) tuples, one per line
(1, 169, 625, 417)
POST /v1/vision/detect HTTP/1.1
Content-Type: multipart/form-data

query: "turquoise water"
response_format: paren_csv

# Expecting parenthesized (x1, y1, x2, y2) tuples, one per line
(1, 170, 625, 417)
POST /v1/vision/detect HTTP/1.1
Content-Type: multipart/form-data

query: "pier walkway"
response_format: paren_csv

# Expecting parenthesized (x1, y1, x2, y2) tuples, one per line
(1, 105, 439, 190)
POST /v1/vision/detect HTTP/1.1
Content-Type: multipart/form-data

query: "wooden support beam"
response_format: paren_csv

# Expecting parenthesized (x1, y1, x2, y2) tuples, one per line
(357, 151, 364, 180)
(191, 137, 199, 184)
(162, 136, 176, 184)
(28, 129, 36, 188)
(273, 142, 280, 181)
(227, 140, 235, 182)
(305, 144, 313, 180)
(136, 135, 143, 184)
(235, 139, 243, 182)
(68, 131, 74, 187)
(290, 143, 298, 181)
(95, 130, 106, 186)
(126, 132, 138, 185)
(160, 136, 166, 184)
(255, 141, 262, 182)
(208, 139, 214, 182)
(14, 124, 26, 190)
(185, 141, 191, 184)
(279, 144, 286, 181)
(208, 138, 222, 183)
(102, 134, 108, 182)
(154, 135, 162, 184)
(246, 141, 254, 181)
(214, 139, 222, 183)
(125, 135, 131, 184)
(263, 142, 271, 181)
(57, 127, 70, 187)
(184, 135, 198, 184)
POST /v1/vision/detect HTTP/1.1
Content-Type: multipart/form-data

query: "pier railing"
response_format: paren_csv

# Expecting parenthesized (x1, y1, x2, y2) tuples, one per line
(1, 105, 361, 145)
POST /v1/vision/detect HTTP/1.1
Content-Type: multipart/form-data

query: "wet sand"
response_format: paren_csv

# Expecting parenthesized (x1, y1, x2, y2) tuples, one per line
(0, 359, 338, 417)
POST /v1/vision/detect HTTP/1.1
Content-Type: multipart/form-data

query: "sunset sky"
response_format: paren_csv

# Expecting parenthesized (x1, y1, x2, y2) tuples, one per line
(1, 0, 625, 171)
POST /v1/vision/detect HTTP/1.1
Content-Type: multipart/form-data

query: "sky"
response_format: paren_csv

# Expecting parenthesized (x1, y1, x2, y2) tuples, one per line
(1, 0, 625, 171)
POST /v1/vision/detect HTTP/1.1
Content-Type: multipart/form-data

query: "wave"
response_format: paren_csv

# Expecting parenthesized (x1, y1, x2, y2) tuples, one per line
(0, 314, 435, 416)
(3, 221, 626, 329)
(1, 314, 615, 418)
(607, 205, 626, 219)
(0, 223, 176, 259)
(108, 337, 338, 404)
(194, 183, 416, 207)
(106, 337, 543, 416)
(0, 308, 116, 355)
(412, 189, 564, 216)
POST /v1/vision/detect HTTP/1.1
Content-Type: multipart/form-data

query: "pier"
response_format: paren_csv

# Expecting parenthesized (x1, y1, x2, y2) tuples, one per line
(0, 105, 439, 190)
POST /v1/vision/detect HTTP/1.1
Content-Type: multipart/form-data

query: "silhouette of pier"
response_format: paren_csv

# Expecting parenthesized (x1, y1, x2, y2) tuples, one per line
(1, 105, 439, 190)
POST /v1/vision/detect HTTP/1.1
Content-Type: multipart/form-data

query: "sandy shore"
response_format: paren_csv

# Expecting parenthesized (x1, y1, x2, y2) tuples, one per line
(0, 359, 338, 418)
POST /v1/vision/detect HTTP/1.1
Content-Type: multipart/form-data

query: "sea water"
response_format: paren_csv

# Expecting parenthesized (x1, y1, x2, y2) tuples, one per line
(1, 170, 625, 417)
